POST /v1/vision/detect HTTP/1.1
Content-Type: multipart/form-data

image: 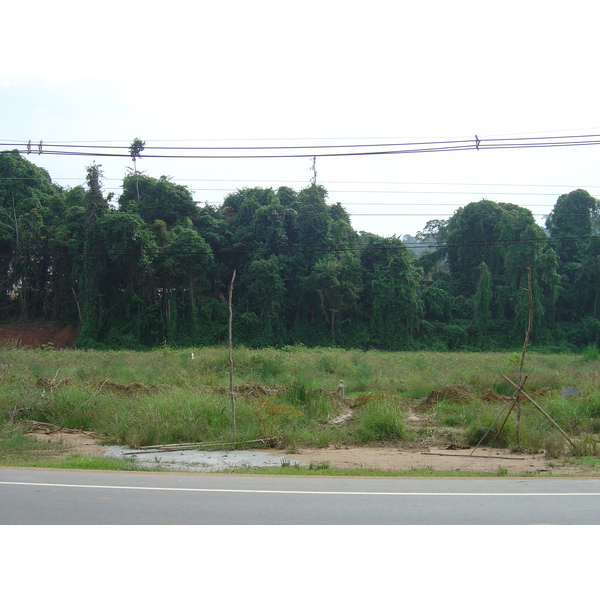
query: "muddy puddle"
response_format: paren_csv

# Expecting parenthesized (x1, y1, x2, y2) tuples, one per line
(105, 446, 302, 472)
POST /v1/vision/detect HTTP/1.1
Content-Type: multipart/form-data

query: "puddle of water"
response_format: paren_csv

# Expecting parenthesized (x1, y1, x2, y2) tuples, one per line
(105, 446, 303, 472)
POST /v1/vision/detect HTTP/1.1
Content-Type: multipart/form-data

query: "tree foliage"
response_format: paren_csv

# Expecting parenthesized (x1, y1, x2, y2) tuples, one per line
(1, 151, 598, 351)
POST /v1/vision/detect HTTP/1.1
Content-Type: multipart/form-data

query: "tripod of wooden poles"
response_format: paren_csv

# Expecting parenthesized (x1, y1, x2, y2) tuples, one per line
(470, 267, 574, 455)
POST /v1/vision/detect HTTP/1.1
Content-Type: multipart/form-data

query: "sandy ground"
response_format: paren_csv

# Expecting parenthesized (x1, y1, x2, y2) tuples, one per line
(24, 429, 599, 476)
(265, 444, 582, 475)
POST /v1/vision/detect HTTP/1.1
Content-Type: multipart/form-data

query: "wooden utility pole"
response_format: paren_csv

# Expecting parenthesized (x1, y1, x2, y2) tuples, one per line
(228, 270, 237, 442)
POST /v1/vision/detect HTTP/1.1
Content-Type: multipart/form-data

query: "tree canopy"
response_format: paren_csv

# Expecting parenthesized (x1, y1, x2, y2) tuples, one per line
(1, 150, 598, 351)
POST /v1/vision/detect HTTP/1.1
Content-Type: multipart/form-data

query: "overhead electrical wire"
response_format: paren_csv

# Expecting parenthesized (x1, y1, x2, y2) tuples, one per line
(2, 134, 596, 232)
(3, 132, 600, 159)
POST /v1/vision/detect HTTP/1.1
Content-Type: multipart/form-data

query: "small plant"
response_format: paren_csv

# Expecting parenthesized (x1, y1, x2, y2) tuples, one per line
(308, 460, 330, 470)
(497, 466, 508, 476)
(355, 398, 406, 442)
(571, 436, 600, 458)
(508, 353, 521, 366)
(544, 432, 566, 459)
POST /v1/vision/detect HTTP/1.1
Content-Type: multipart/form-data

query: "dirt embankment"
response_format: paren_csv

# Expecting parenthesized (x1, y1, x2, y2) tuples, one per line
(0, 322, 78, 349)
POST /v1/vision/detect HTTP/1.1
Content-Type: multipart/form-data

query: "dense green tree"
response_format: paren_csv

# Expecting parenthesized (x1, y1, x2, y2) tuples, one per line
(474, 262, 492, 346)
(443, 200, 558, 344)
(239, 255, 287, 345)
(0, 151, 69, 321)
(84, 163, 110, 223)
(546, 190, 600, 323)
(251, 203, 296, 252)
(444, 200, 507, 297)
(307, 251, 363, 344)
(296, 185, 332, 257)
(78, 213, 157, 347)
(119, 174, 200, 227)
(157, 226, 214, 344)
(546, 189, 597, 264)
(360, 235, 423, 349)
(6, 152, 600, 352)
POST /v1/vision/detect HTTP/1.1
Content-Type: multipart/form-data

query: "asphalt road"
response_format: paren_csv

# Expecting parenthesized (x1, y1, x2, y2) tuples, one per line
(1, 468, 600, 524)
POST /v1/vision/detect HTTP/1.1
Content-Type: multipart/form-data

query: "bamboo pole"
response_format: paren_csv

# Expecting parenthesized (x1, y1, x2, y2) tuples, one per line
(469, 395, 515, 455)
(501, 374, 575, 448)
(228, 270, 237, 443)
(424, 452, 525, 460)
(516, 267, 533, 446)
(471, 267, 541, 452)
(125, 437, 280, 454)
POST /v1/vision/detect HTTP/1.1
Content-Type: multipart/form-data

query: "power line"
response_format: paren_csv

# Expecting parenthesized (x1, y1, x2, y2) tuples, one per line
(3, 175, 599, 190)
(3, 132, 600, 159)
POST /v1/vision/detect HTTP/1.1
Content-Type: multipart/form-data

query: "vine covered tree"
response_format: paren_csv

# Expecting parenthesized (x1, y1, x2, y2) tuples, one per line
(4, 151, 600, 352)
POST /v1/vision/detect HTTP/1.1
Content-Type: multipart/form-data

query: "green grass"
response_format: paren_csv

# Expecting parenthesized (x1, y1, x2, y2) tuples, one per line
(15, 455, 163, 471)
(0, 423, 157, 470)
(355, 397, 408, 442)
(1, 346, 600, 473)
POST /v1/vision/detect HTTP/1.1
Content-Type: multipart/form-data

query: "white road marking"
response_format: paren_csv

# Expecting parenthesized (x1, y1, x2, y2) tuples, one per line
(1, 481, 600, 496)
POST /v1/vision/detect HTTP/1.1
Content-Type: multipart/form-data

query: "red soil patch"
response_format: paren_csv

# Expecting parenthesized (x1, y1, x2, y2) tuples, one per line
(0, 322, 78, 349)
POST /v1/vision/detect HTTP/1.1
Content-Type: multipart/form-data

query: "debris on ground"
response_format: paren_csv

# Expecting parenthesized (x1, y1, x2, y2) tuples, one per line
(21, 420, 98, 437)
(417, 385, 475, 411)
(214, 382, 281, 397)
(99, 381, 169, 394)
(36, 376, 72, 389)
(480, 388, 512, 404)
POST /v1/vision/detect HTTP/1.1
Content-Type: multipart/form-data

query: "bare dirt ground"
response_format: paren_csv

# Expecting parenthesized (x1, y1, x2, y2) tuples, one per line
(0, 322, 77, 349)
(24, 427, 598, 476)
(266, 444, 589, 475)
(26, 428, 108, 457)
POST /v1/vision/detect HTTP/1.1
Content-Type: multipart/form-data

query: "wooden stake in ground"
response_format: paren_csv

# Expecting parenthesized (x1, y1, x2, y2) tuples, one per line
(228, 270, 237, 443)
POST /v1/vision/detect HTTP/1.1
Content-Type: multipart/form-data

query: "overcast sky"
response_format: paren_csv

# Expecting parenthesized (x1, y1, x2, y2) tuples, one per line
(2, 0, 599, 238)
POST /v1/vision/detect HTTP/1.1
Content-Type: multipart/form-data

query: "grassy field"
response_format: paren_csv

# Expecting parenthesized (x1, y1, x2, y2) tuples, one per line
(1, 345, 599, 471)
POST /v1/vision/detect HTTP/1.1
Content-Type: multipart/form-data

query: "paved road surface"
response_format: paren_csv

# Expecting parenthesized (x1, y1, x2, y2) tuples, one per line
(1, 468, 599, 524)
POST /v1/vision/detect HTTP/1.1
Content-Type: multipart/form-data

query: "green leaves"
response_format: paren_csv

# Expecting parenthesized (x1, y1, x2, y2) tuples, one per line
(129, 138, 145, 160)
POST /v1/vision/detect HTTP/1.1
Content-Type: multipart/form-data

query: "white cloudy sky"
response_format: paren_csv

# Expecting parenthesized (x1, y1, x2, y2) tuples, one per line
(2, 0, 599, 238)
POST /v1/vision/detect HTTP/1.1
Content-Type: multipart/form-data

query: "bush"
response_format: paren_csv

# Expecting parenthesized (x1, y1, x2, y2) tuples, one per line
(355, 398, 406, 442)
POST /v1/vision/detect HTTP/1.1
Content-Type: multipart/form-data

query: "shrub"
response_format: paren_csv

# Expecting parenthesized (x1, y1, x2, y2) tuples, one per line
(543, 432, 566, 459)
(355, 398, 406, 442)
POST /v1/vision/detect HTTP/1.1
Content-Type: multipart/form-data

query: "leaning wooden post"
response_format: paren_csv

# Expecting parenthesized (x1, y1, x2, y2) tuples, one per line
(515, 267, 533, 447)
(502, 375, 575, 448)
(228, 270, 237, 443)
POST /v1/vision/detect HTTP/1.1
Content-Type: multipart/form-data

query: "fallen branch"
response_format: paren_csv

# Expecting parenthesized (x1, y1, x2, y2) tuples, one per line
(81, 379, 108, 408)
(125, 437, 280, 454)
(422, 452, 526, 460)
(21, 420, 93, 435)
